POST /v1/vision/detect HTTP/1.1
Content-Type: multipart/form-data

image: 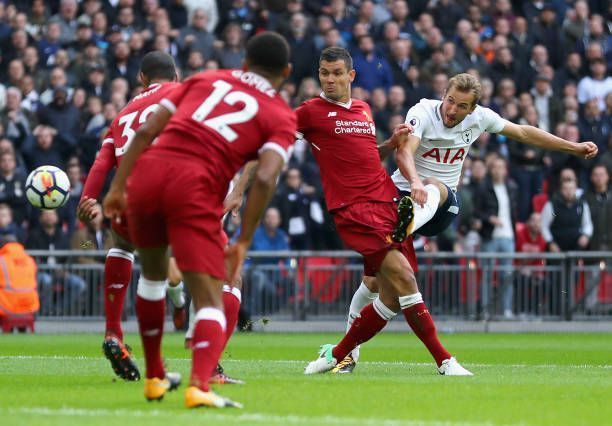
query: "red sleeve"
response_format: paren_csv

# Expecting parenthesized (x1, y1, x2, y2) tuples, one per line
(259, 107, 297, 164)
(81, 141, 116, 200)
(158, 81, 190, 114)
(295, 103, 310, 137)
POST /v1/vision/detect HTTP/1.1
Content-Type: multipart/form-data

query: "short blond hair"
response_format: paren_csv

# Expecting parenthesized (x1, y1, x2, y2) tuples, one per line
(447, 73, 481, 105)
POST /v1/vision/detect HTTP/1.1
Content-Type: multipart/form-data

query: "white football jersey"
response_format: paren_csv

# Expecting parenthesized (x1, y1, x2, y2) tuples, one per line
(391, 98, 508, 191)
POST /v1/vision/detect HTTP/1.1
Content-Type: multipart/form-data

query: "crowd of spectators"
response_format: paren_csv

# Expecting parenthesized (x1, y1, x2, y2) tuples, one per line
(0, 0, 609, 264)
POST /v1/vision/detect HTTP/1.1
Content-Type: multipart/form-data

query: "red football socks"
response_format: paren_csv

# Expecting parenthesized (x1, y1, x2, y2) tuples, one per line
(190, 308, 226, 392)
(222, 286, 241, 348)
(135, 277, 167, 379)
(332, 302, 389, 361)
(402, 302, 451, 366)
(135, 295, 165, 379)
(104, 249, 134, 341)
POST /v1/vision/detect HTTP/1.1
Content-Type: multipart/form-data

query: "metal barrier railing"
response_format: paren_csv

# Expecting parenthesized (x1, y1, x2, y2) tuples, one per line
(24, 250, 612, 321)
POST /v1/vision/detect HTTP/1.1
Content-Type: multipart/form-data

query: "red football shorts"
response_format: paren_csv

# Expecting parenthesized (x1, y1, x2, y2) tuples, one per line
(110, 214, 130, 242)
(126, 154, 226, 280)
(332, 201, 417, 276)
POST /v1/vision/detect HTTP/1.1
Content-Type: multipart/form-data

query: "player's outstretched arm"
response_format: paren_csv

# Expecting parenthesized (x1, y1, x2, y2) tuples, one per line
(78, 141, 116, 223)
(225, 150, 285, 283)
(395, 133, 428, 205)
(103, 106, 172, 221)
(378, 123, 413, 160)
(223, 160, 259, 216)
(499, 122, 598, 159)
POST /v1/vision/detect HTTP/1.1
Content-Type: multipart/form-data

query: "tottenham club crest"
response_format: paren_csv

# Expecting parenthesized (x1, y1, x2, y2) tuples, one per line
(461, 129, 472, 144)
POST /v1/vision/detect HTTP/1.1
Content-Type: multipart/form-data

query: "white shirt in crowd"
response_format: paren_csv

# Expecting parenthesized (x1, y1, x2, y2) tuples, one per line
(492, 183, 514, 239)
(577, 76, 612, 111)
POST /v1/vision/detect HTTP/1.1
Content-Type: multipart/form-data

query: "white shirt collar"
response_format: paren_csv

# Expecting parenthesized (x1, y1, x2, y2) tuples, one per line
(319, 92, 352, 109)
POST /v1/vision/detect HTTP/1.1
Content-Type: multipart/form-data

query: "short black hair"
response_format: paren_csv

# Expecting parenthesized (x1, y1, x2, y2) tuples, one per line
(140, 51, 177, 81)
(319, 46, 353, 71)
(246, 31, 290, 75)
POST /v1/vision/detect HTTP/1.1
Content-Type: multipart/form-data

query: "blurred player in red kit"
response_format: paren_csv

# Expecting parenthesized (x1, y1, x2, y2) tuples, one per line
(301, 47, 472, 376)
(103, 32, 296, 408)
(76, 51, 185, 382)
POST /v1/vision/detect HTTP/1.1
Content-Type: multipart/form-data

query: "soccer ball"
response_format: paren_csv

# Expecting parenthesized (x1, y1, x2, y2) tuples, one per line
(25, 165, 71, 210)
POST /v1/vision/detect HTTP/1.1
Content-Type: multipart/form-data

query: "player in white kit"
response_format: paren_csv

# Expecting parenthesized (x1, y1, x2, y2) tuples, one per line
(334, 73, 599, 373)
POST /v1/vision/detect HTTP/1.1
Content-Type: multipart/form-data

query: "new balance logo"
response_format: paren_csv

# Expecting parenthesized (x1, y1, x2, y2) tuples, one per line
(108, 283, 125, 289)
(142, 328, 160, 336)
(193, 341, 210, 350)
(327, 111, 337, 117)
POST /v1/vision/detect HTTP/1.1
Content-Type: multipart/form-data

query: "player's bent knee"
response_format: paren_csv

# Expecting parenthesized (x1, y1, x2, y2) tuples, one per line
(167, 257, 183, 285)
(363, 275, 378, 292)
(139, 246, 169, 281)
(382, 262, 418, 295)
(183, 271, 224, 310)
(422, 177, 441, 186)
(378, 289, 400, 312)
(395, 272, 417, 295)
(111, 231, 134, 253)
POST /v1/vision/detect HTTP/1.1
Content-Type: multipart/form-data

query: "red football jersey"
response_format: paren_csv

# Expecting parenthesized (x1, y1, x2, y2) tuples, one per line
(149, 69, 296, 197)
(82, 82, 180, 200)
(296, 95, 397, 211)
(515, 225, 547, 265)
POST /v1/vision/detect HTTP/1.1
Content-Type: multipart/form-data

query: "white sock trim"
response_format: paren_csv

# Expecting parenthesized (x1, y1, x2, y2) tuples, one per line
(136, 276, 167, 301)
(223, 285, 242, 303)
(399, 292, 423, 309)
(230, 287, 242, 303)
(372, 297, 397, 321)
(194, 307, 226, 331)
(412, 184, 441, 232)
(107, 248, 134, 262)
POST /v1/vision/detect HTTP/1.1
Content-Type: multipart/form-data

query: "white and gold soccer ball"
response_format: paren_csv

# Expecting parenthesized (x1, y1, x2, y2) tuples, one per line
(25, 165, 71, 210)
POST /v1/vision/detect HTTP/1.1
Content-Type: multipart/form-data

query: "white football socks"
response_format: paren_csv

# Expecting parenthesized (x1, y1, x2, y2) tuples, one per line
(347, 282, 378, 361)
(167, 281, 185, 308)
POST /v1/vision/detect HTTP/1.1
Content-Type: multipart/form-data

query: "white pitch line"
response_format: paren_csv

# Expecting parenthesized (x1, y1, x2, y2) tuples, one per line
(0, 356, 610, 369)
(1, 406, 524, 426)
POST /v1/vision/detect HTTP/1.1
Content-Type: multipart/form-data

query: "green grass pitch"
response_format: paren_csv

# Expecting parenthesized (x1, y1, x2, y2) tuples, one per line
(0, 331, 611, 425)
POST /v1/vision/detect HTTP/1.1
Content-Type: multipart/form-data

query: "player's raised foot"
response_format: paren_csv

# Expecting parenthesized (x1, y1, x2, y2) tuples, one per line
(331, 354, 356, 374)
(209, 364, 245, 385)
(185, 386, 243, 409)
(392, 196, 415, 243)
(304, 344, 337, 375)
(173, 305, 187, 330)
(438, 357, 473, 376)
(102, 335, 141, 381)
(144, 372, 181, 401)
